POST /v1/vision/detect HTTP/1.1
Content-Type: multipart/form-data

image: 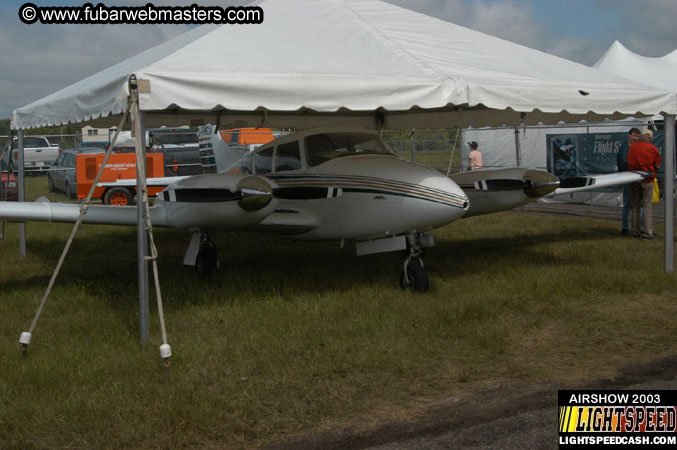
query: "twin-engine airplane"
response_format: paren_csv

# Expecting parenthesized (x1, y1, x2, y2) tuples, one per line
(0, 128, 644, 291)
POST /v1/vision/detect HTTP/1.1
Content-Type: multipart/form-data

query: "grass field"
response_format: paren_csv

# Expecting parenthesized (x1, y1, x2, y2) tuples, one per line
(0, 212, 675, 449)
(19, 173, 79, 203)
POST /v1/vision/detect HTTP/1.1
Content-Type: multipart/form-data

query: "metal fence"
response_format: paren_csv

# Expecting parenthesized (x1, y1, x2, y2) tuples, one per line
(459, 121, 654, 171)
(381, 129, 462, 174)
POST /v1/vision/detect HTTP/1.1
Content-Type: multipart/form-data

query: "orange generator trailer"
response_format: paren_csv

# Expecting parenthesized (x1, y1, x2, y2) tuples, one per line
(76, 152, 165, 205)
(218, 127, 275, 150)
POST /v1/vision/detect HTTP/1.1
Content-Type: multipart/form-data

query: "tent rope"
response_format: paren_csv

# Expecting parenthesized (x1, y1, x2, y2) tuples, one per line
(19, 104, 132, 356)
(446, 129, 460, 176)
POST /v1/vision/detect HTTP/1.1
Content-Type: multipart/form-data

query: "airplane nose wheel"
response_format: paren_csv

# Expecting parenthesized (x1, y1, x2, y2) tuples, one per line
(196, 233, 219, 275)
(399, 238, 430, 292)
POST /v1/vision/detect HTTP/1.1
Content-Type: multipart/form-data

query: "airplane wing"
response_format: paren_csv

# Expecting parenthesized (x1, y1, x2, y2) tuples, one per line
(552, 171, 647, 195)
(451, 168, 646, 218)
(0, 196, 168, 226)
(253, 207, 320, 235)
(451, 168, 560, 217)
(97, 176, 190, 188)
(0, 174, 322, 234)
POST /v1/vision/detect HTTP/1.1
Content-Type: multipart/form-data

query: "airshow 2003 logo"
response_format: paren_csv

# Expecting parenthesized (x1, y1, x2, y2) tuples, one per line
(559, 390, 677, 448)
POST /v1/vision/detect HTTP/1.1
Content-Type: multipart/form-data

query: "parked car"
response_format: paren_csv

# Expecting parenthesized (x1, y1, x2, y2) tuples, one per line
(48, 148, 103, 198)
(0, 172, 18, 201)
(4, 136, 61, 173)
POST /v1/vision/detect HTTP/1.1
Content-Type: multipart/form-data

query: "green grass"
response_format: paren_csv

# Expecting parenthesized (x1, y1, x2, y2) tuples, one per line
(0, 213, 675, 448)
(20, 173, 78, 203)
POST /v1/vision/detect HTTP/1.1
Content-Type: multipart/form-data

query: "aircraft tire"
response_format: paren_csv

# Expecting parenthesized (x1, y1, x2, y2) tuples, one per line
(400, 264, 429, 292)
(196, 247, 218, 275)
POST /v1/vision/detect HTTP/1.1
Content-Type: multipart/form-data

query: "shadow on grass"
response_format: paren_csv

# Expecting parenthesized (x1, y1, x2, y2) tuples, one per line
(17, 222, 620, 304)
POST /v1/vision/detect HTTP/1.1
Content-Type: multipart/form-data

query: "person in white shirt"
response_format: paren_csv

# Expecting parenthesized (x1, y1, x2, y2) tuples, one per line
(468, 141, 483, 171)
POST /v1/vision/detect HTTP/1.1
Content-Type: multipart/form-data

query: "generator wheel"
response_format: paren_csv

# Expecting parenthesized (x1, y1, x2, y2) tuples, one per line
(104, 187, 133, 206)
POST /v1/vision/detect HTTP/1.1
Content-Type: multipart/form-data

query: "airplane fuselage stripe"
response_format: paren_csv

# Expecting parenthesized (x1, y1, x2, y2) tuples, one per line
(270, 175, 466, 208)
(271, 174, 465, 199)
(161, 176, 467, 208)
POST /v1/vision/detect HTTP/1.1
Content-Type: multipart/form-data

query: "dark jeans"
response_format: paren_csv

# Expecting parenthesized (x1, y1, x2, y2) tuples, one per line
(621, 184, 631, 230)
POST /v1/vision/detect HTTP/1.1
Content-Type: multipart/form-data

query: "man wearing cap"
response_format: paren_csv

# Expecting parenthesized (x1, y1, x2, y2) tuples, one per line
(468, 141, 483, 171)
(627, 129, 661, 240)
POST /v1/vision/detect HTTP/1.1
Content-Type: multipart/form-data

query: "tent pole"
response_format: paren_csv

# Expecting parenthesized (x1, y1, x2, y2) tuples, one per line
(664, 114, 675, 274)
(514, 127, 522, 166)
(17, 130, 26, 258)
(131, 95, 150, 346)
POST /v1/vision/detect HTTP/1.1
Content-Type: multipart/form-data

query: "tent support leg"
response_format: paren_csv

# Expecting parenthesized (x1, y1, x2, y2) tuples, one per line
(514, 127, 522, 166)
(131, 98, 150, 347)
(17, 130, 26, 258)
(664, 114, 675, 274)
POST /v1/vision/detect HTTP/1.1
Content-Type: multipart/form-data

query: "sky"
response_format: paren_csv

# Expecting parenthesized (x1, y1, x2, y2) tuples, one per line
(1, 0, 676, 120)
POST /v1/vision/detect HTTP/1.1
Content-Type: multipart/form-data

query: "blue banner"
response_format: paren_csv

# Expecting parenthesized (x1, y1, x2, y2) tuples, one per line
(547, 131, 665, 178)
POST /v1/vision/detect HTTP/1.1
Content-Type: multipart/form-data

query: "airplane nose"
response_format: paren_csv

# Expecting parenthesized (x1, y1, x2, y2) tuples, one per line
(423, 169, 469, 211)
(397, 163, 469, 229)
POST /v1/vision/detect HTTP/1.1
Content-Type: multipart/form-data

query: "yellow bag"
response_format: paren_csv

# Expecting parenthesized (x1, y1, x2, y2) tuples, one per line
(652, 179, 660, 203)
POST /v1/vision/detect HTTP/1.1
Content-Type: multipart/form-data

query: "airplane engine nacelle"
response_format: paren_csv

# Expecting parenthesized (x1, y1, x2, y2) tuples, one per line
(157, 174, 279, 230)
(451, 168, 559, 218)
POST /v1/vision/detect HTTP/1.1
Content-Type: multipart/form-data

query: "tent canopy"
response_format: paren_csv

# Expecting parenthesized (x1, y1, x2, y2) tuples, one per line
(12, 0, 677, 130)
(594, 40, 677, 92)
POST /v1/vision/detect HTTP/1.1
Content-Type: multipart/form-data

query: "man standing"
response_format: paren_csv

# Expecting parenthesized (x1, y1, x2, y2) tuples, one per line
(468, 141, 483, 171)
(627, 129, 661, 240)
(617, 127, 641, 235)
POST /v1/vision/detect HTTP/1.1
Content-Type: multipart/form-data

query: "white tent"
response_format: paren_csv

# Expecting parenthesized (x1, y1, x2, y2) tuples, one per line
(11, 0, 677, 131)
(594, 40, 677, 92)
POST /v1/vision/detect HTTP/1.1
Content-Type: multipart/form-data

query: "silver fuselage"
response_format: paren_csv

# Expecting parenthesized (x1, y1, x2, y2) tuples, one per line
(154, 153, 469, 241)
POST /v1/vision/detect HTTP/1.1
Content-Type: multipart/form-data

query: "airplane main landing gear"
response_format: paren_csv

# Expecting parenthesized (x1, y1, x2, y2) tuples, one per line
(195, 233, 219, 275)
(399, 233, 433, 292)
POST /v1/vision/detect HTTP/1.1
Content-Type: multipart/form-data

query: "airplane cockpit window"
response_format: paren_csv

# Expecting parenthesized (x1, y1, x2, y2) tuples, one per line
(275, 141, 302, 172)
(305, 133, 391, 167)
(240, 152, 253, 174)
(254, 148, 273, 174)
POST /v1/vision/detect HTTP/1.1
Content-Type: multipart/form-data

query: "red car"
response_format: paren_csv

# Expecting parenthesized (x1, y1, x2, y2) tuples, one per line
(0, 173, 18, 201)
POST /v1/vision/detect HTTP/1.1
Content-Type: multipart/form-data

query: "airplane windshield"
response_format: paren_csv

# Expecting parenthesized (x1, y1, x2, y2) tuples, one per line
(306, 133, 391, 167)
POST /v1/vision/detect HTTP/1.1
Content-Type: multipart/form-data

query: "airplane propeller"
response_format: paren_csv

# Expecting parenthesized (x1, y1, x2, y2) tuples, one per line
(236, 176, 274, 211)
(521, 169, 561, 198)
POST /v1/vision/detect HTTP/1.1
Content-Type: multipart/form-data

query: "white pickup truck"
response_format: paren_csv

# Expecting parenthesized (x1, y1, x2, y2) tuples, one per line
(7, 136, 60, 172)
